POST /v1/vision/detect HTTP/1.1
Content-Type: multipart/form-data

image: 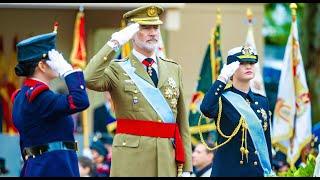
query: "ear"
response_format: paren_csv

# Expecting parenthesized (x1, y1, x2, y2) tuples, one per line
(37, 60, 47, 73)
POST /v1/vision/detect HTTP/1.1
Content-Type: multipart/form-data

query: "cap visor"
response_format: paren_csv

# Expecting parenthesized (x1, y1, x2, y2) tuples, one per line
(136, 20, 163, 25)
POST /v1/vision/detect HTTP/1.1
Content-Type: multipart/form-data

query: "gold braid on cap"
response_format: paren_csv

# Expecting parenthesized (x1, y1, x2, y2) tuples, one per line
(130, 16, 160, 22)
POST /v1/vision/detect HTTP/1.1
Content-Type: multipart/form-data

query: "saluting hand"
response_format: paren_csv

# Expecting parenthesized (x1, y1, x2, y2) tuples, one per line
(47, 49, 73, 78)
(218, 61, 240, 84)
(107, 23, 140, 50)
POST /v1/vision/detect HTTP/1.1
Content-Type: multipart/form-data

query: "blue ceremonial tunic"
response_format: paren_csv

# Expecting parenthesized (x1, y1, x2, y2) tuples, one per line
(200, 80, 272, 177)
(12, 71, 89, 177)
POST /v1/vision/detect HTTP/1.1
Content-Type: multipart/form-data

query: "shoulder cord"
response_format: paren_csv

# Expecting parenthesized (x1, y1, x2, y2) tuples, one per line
(198, 97, 245, 151)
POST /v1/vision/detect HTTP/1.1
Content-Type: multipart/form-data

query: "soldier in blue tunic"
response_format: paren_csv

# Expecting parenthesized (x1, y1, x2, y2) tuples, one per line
(200, 46, 275, 177)
(11, 31, 90, 177)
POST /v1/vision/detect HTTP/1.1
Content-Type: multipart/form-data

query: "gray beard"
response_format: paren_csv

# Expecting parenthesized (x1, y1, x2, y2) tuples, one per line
(134, 38, 159, 52)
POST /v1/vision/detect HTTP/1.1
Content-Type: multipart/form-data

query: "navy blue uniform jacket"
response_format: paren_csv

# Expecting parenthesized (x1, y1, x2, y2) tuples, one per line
(200, 80, 272, 177)
(12, 71, 89, 177)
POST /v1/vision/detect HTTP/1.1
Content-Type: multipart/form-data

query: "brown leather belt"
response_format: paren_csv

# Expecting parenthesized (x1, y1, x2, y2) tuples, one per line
(23, 141, 78, 159)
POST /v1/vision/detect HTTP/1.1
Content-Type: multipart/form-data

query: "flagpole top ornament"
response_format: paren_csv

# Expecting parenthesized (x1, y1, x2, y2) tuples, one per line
(79, 5, 84, 12)
(216, 8, 221, 24)
(53, 21, 59, 33)
(246, 8, 253, 23)
(290, 3, 297, 21)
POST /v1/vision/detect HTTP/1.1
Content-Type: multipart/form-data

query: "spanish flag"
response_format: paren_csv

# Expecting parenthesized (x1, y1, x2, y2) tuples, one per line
(0, 35, 18, 134)
(70, 9, 87, 69)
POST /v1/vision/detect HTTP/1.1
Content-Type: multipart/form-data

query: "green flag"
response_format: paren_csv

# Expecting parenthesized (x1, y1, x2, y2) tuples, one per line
(188, 18, 223, 146)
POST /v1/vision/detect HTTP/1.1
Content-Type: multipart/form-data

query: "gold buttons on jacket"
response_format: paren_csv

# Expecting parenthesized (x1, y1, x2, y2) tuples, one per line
(134, 90, 138, 94)
(254, 161, 258, 166)
(215, 92, 218, 95)
(240, 160, 244, 165)
(103, 56, 107, 60)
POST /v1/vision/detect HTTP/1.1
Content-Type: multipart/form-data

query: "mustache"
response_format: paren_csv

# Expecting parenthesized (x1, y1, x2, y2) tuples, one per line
(146, 38, 158, 43)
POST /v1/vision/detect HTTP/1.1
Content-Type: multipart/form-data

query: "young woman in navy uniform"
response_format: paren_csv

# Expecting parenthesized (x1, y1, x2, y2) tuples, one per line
(200, 46, 275, 177)
(11, 31, 89, 177)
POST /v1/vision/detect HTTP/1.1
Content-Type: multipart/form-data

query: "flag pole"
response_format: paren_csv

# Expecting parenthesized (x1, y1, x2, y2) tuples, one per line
(210, 8, 221, 81)
(289, 2, 297, 158)
(78, 4, 89, 150)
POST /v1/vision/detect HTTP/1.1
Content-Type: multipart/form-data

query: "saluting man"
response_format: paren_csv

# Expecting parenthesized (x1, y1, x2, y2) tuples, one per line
(12, 30, 89, 176)
(200, 46, 275, 177)
(84, 4, 192, 177)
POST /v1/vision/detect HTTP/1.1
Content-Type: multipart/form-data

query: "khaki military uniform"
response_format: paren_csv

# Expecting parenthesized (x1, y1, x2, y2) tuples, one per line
(84, 43, 192, 176)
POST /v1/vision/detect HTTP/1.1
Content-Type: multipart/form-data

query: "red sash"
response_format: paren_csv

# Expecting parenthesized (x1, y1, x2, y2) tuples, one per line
(116, 119, 185, 164)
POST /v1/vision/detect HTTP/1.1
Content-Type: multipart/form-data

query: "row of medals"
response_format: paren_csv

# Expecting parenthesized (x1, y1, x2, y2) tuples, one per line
(164, 77, 179, 108)
(147, 66, 179, 109)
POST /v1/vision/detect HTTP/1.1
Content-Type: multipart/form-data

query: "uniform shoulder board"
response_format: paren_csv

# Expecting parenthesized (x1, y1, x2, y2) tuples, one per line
(25, 84, 49, 103)
(113, 56, 129, 62)
(11, 89, 21, 103)
(159, 56, 179, 65)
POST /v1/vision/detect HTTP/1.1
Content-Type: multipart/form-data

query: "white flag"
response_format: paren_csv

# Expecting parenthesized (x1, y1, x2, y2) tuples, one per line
(245, 21, 266, 96)
(272, 19, 312, 167)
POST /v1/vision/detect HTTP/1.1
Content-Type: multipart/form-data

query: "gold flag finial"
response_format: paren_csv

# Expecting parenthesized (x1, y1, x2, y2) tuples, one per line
(290, 3, 297, 21)
(216, 8, 221, 25)
(246, 8, 253, 23)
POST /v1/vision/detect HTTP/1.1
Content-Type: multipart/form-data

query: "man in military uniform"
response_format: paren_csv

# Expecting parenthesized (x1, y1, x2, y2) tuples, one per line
(200, 46, 275, 177)
(84, 4, 192, 177)
(12, 30, 89, 176)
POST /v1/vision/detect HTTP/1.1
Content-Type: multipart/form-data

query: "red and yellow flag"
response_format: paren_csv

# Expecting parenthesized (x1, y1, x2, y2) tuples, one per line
(70, 10, 87, 69)
(0, 35, 18, 134)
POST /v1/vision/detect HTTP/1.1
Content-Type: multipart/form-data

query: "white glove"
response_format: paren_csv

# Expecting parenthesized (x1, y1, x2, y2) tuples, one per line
(218, 61, 240, 84)
(180, 172, 191, 177)
(47, 49, 73, 77)
(110, 23, 140, 46)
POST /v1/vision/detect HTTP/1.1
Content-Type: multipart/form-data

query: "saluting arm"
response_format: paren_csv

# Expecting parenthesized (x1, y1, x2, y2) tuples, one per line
(200, 61, 240, 118)
(200, 80, 226, 118)
(84, 43, 115, 92)
(84, 23, 140, 92)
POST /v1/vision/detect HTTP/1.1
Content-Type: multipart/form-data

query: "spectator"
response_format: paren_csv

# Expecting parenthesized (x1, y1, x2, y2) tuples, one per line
(90, 141, 110, 177)
(191, 142, 215, 177)
(93, 91, 116, 135)
(78, 156, 95, 177)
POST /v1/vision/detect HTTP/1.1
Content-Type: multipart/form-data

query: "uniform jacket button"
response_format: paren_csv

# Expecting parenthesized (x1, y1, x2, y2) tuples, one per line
(254, 161, 258, 166)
